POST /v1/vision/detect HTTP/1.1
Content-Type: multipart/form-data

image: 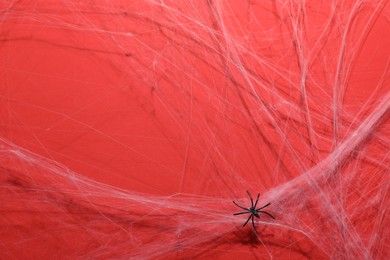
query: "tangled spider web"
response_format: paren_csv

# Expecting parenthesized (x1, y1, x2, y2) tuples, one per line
(0, 0, 389, 259)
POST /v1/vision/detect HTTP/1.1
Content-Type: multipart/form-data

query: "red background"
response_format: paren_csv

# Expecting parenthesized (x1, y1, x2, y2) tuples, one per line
(0, 0, 389, 259)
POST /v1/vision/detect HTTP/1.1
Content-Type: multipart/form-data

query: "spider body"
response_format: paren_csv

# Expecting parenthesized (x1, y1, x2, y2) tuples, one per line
(233, 191, 275, 233)
(250, 208, 260, 218)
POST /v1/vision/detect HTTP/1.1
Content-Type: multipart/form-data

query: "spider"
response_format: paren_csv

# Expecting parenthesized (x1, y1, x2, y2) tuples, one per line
(233, 191, 275, 233)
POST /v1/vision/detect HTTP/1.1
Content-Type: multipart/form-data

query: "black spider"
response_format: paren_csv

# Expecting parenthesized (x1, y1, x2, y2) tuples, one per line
(233, 191, 275, 233)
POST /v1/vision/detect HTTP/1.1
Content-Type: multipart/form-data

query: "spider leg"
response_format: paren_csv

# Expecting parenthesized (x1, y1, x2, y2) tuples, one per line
(258, 210, 275, 219)
(233, 211, 250, 215)
(233, 201, 248, 210)
(253, 193, 260, 208)
(251, 215, 258, 233)
(256, 202, 271, 211)
(246, 191, 254, 208)
(243, 214, 252, 227)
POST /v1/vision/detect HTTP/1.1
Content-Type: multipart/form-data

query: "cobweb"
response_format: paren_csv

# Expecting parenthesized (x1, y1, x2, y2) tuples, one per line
(0, 0, 389, 259)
